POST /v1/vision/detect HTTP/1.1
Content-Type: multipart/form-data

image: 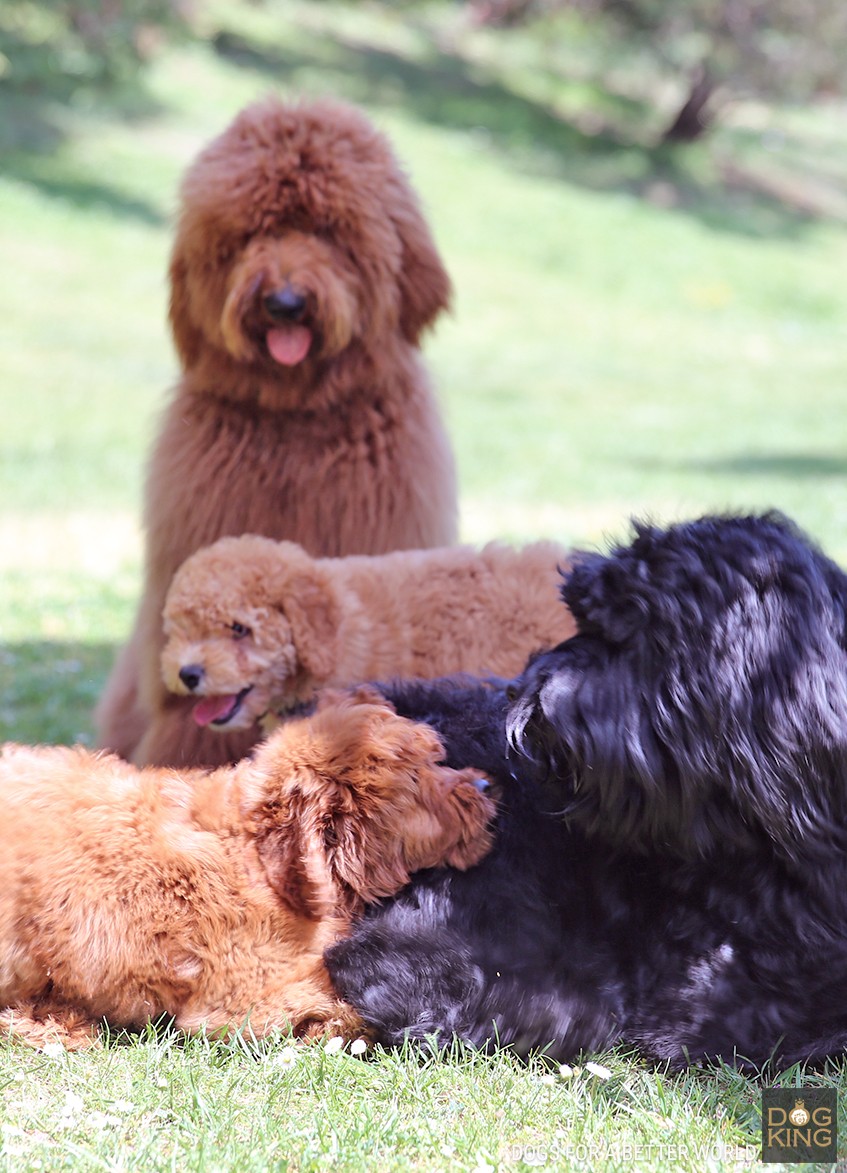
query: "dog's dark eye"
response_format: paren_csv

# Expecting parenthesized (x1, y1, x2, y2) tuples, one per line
(229, 621, 252, 640)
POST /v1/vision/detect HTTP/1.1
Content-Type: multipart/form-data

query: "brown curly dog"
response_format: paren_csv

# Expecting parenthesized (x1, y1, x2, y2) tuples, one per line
(0, 692, 493, 1051)
(95, 95, 457, 769)
(157, 536, 575, 741)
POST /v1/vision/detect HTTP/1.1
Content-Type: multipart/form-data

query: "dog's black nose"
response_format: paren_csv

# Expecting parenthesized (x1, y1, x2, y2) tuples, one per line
(179, 665, 205, 692)
(263, 285, 307, 321)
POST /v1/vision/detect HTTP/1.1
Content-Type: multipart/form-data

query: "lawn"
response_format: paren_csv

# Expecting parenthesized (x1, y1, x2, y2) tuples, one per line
(1, 1, 847, 1167)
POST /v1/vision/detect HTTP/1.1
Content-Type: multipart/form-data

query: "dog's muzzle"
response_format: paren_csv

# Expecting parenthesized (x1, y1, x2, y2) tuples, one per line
(263, 284, 308, 322)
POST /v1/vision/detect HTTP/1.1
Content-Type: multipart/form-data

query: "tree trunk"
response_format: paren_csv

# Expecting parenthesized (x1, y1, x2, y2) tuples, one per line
(661, 63, 716, 144)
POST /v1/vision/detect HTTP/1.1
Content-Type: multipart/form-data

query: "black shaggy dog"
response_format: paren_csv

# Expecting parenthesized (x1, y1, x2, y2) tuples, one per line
(327, 512, 847, 1067)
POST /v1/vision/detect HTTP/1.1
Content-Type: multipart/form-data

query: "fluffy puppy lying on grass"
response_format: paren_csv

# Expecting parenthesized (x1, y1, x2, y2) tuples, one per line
(0, 692, 493, 1051)
(160, 535, 574, 745)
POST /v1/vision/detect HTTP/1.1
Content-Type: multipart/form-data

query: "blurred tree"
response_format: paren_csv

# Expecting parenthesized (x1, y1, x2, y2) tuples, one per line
(469, 0, 847, 141)
(0, 0, 192, 94)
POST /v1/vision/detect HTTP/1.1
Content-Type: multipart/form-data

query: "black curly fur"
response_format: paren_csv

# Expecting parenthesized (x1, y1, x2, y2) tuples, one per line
(326, 514, 847, 1067)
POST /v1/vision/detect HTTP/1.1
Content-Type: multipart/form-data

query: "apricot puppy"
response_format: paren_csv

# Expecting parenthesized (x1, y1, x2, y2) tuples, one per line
(159, 535, 575, 741)
(0, 693, 493, 1050)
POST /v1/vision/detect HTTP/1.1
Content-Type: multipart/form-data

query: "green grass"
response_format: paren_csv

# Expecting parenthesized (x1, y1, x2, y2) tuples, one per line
(0, 1030, 787, 1172)
(2, 1, 847, 1167)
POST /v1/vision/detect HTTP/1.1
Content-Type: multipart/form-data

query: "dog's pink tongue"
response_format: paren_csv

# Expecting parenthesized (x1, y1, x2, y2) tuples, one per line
(267, 325, 312, 365)
(193, 695, 238, 727)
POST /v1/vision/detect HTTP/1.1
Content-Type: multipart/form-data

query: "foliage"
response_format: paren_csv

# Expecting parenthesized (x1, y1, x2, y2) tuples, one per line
(0, 0, 191, 95)
(469, 0, 847, 140)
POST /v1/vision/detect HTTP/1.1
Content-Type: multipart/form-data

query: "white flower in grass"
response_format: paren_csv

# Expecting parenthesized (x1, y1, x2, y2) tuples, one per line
(269, 1045, 300, 1070)
(110, 1098, 135, 1114)
(41, 1042, 66, 1059)
(61, 1091, 84, 1116)
(558, 1064, 575, 1079)
(1, 1124, 25, 1155)
(538, 1074, 557, 1086)
(349, 1038, 368, 1056)
(324, 1036, 344, 1055)
(585, 1061, 611, 1080)
(57, 1090, 84, 1129)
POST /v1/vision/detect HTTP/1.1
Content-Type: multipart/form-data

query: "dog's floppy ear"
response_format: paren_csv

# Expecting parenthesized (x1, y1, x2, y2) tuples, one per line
(251, 825, 326, 914)
(388, 187, 453, 343)
(279, 568, 342, 685)
(253, 820, 340, 920)
(168, 249, 206, 369)
(561, 549, 649, 645)
(561, 521, 692, 645)
(322, 820, 412, 909)
(246, 738, 410, 920)
(243, 726, 357, 919)
(251, 784, 410, 921)
(264, 544, 342, 684)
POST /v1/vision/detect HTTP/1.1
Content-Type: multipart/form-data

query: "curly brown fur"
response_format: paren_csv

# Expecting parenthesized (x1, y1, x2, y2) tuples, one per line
(95, 96, 457, 768)
(157, 536, 575, 742)
(0, 693, 493, 1050)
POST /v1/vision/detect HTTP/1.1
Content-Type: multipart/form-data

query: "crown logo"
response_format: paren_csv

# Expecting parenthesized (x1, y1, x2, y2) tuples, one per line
(788, 1100, 810, 1127)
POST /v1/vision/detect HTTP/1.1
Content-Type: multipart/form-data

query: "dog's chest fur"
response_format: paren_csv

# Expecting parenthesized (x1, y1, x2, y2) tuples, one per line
(148, 383, 448, 567)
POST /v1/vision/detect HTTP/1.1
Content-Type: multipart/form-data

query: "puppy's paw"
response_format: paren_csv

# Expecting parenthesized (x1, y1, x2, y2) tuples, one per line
(0, 1001, 102, 1052)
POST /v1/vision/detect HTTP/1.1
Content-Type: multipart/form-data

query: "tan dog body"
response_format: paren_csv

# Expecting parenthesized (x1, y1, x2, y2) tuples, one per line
(95, 97, 457, 768)
(0, 696, 492, 1050)
(160, 537, 576, 743)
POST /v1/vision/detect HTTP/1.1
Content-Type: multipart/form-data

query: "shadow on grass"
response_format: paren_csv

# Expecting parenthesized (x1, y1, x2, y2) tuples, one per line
(652, 452, 847, 479)
(1, 13, 836, 235)
(1, 640, 115, 745)
(0, 85, 166, 225)
(211, 25, 823, 241)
